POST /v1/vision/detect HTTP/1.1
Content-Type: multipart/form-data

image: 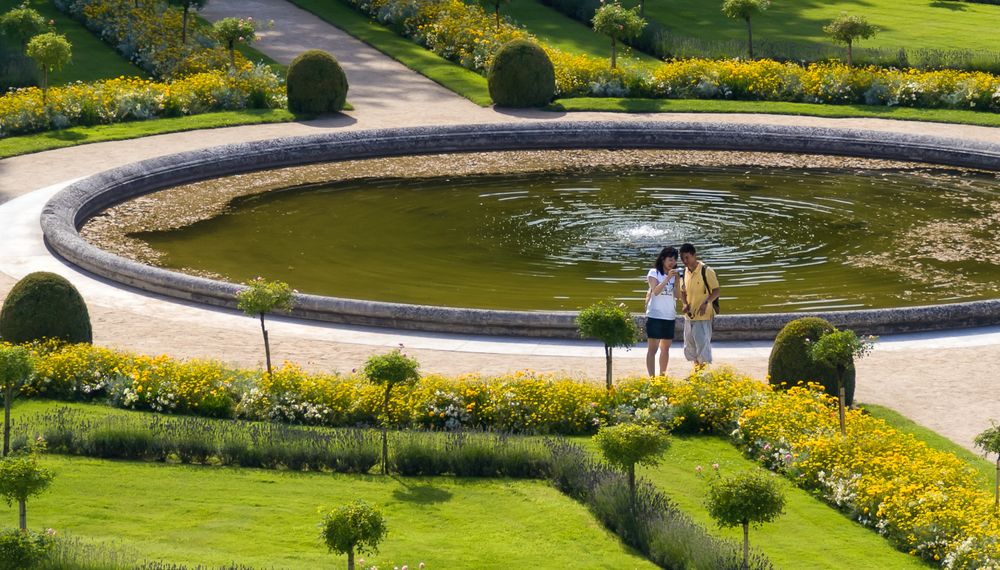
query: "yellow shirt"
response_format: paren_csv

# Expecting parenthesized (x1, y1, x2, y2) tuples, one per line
(682, 261, 720, 321)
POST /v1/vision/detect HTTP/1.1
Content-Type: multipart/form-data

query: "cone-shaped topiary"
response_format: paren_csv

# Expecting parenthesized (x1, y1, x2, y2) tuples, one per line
(488, 39, 555, 108)
(768, 317, 854, 405)
(286, 49, 348, 114)
(0, 272, 92, 344)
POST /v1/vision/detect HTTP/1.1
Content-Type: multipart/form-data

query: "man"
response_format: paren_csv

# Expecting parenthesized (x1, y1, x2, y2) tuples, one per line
(679, 243, 720, 367)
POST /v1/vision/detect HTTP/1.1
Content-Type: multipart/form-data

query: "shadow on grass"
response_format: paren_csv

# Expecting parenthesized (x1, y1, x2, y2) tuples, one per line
(392, 479, 454, 504)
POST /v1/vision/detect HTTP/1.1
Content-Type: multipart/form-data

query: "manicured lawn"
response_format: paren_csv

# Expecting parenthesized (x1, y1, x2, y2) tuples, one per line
(0, 455, 655, 569)
(0, 109, 300, 159)
(503, 0, 658, 63)
(286, 0, 491, 105)
(550, 97, 1000, 127)
(636, 0, 1000, 53)
(0, 0, 145, 84)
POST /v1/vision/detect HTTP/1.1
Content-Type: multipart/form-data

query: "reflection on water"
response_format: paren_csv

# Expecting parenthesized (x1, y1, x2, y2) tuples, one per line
(132, 166, 1000, 312)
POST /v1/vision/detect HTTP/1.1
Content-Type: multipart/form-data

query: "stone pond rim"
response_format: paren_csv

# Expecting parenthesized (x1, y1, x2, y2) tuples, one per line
(40, 121, 1000, 340)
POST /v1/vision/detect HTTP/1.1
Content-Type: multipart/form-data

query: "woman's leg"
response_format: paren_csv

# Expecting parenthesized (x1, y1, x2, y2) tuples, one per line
(658, 339, 672, 376)
(646, 337, 659, 376)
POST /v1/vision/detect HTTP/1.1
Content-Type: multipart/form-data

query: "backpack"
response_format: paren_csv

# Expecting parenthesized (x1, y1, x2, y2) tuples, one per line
(701, 264, 721, 315)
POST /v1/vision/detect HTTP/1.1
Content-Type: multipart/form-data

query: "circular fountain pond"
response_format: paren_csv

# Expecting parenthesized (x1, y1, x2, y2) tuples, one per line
(42, 122, 1000, 338)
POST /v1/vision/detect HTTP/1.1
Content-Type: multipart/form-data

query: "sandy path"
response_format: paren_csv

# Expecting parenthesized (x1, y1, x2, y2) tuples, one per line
(1, 0, 999, 450)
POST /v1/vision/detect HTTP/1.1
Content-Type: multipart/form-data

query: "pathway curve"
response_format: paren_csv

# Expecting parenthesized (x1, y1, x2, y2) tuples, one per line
(1, 0, 999, 450)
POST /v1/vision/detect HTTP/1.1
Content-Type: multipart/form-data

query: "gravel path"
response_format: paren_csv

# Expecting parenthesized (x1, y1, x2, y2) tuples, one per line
(2, 0, 999, 450)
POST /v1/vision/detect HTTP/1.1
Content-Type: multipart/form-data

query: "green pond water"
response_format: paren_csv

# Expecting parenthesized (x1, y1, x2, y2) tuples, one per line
(133, 166, 1000, 312)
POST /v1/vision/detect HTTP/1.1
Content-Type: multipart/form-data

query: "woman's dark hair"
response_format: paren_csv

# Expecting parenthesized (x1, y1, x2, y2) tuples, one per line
(654, 246, 678, 273)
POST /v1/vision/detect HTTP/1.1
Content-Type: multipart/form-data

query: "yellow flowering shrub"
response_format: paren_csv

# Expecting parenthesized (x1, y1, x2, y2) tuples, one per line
(0, 63, 285, 137)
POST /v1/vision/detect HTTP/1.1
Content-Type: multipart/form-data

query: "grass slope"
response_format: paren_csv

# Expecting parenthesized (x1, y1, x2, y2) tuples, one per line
(286, 0, 491, 105)
(0, 109, 299, 159)
(637, 0, 1000, 53)
(0, 455, 656, 569)
(0, 0, 145, 84)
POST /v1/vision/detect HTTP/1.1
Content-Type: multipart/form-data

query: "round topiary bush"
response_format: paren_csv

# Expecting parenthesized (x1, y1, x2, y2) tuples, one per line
(0, 272, 92, 344)
(286, 49, 348, 114)
(768, 317, 855, 406)
(488, 39, 555, 108)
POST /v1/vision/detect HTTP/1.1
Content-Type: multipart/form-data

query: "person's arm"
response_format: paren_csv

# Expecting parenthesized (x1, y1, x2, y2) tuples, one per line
(696, 269, 721, 316)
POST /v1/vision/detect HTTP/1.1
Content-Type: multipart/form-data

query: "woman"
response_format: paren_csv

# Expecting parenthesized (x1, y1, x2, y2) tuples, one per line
(645, 246, 681, 377)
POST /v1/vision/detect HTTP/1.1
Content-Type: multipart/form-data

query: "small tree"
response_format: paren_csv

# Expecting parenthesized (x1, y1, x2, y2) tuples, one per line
(975, 422, 1000, 513)
(577, 299, 638, 390)
(169, 0, 208, 44)
(480, 0, 509, 31)
(0, 3, 46, 52)
(721, 0, 770, 60)
(321, 500, 387, 570)
(809, 328, 874, 436)
(591, 0, 645, 69)
(213, 16, 257, 68)
(0, 345, 32, 457)
(235, 277, 294, 378)
(25, 32, 71, 105)
(706, 471, 785, 570)
(0, 450, 54, 531)
(823, 13, 878, 67)
(594, 423, 670, 501)
(364, 349, 420, 475)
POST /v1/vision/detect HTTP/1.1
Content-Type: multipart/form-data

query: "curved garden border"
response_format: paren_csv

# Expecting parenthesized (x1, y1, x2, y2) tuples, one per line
(41, 121, 1000, 340)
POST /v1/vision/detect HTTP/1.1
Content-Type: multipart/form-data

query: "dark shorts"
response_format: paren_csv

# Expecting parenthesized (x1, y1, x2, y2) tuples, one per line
(645, 317, 676, 340)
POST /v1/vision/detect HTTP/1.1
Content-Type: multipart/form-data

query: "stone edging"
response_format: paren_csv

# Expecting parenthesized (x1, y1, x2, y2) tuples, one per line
(40, 121, 1000, 340)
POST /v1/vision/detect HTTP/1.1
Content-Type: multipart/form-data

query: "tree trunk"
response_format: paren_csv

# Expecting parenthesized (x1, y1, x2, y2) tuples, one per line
(627, 464, 636, 505)
(381, 385, 391, 475)
(746, 17, 753, 59)
(605, 345, 613, 390)
(347, 548, 355, 570)
(182, 6, 189, 44)
(639, 0, 644, 17)
(837, 371, 846, 436)
(610, 37, 617, 69)
(3, 384, 12, 456)
(259, 314, 272, 377)
(495, 4, 500, 31)
(847, 41, 853, 67)
(994, 457, 999, 512)
(742, 521, 749, 570)
(19, 499, 26, 531)
(42, 68, 48, 105)
(228, 42, 236, 69)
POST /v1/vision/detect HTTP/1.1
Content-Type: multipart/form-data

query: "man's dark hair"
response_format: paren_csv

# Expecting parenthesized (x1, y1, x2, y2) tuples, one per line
(679, 243, 696, 256)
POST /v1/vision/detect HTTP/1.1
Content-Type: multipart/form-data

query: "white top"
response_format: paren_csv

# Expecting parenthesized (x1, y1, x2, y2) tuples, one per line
(646, 268, 677, 320)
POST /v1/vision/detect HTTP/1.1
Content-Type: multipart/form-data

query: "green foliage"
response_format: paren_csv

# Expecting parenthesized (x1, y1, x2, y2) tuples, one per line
(362, 349, 420, 388)
(25, 30, 70, 101)
(213, 16, 257, 67)
(768, 317, 854, 405)
(487, 38, 555, 107)
(0, 344, 32, 393)
(0, 272, 92, 345)
(320, 500, 387, 562)
(0, 2, 46, 50)
(591, 0, 645, 68)
(0, 527, 53, 570)
(577, 299, 638, 349)
(286, 49, 348, 114)
(720, 0, 769, 21)
(975, 422, 1000, 458)
(235, 277, 293, 317)
(809, 328, 875, 373)
(823, 14, 879, 46)
(594, 423, 670, 472)
(705, 470, 785, 528)
(0, 449, 53, 530)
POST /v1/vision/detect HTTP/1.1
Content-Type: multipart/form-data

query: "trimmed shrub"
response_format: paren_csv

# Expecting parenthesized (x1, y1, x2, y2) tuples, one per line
(0, 272, 92, 344)
(0, 528, 53, 570)
(286, 49, 348, 114)
(488, 39, 555, 107)
(768, 317, 854, 406)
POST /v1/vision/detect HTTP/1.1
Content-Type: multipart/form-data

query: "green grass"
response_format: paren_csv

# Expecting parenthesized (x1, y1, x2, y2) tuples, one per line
(0, 455, 655, 569)
(576, 436, 932, 570)
(550, 97, 1000, 127)
(286, 0, 492, 105)
(0, 109, 299, 159)
(862, 403, 995, 490)
(635, 0, 1000, 54)
(0, 0, 146, 84)
(501, 0, 658, 63)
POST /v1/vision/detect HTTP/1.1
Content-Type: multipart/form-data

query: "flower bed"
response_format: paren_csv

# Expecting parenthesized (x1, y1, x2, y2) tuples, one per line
(0, 63, 285, 137)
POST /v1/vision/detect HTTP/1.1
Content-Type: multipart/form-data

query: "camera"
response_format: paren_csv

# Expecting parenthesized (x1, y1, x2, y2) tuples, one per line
(677, 266, 685, 277)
